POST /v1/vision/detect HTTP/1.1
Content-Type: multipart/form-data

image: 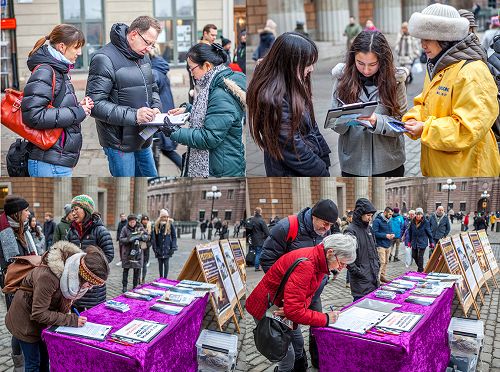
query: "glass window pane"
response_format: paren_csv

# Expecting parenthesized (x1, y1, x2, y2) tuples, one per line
(176, 0, 194, 17)
(86, 23, 103, 46)
(176, 20, 193, 63)
(63, 0, 81, 21)
(158, 20, 174, 64)
(85, 0, 102, 20)
(155, 0, 172, 18)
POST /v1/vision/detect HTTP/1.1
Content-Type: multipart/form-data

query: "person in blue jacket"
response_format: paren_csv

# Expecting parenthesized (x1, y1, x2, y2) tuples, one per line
(408, 208, 434, 272)
(372, 207, 394, 283)
(389, 207, 405, 262)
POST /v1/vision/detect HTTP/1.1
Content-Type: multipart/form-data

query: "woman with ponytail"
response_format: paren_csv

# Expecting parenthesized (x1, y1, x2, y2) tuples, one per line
(21, 24, 94, 177)
(165, 43, 246, 177)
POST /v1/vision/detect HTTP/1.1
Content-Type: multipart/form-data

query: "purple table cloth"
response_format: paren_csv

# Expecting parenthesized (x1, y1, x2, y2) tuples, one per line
(42, 278, 209, 372)
(312, 272, 454, 372)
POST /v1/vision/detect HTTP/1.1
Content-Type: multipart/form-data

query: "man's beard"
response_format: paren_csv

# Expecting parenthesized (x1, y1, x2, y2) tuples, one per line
(314, 228, 328, 236)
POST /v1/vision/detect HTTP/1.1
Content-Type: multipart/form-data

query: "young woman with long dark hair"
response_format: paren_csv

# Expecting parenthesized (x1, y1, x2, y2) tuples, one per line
(331, 31, 408, 176)
(248, 32, 331, 176)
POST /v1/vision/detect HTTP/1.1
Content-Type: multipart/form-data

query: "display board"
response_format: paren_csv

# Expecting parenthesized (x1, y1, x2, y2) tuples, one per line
(220, 239, 246, 300)
(477, 230, 499, 277)
(229, 239, 247, 283)
(460, 232, 489, 294)
(177, 243, 240, 332)
(469, 231, 494, 285)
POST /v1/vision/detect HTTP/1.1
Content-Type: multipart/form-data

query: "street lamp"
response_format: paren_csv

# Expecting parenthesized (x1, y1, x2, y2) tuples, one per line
(442, 179, 456, 212)
(207, 186, 222, 241)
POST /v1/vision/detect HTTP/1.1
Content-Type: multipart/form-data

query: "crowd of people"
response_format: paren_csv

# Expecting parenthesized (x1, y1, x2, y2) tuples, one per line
(245, 197, 499, 370)
(248, 4, 500, 177)
(11, 16, 247, 178)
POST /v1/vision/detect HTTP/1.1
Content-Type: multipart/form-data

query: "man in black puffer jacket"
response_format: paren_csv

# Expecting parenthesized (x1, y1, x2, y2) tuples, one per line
(66, 195, 114, 311)
(86, 16, 162, 177)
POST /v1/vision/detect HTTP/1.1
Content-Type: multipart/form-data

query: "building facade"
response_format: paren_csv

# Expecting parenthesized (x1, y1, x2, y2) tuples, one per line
(246, 177, 387, 222)
(385, 177, 500, 214)
(1, 0, 238, 91)
(0, 178, 147, 229)
(147, 177, 246, 223)
(247, 0, 497, 45)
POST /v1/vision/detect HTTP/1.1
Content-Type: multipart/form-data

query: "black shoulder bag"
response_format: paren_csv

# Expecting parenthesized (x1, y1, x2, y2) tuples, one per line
(253, 257, 308, 362)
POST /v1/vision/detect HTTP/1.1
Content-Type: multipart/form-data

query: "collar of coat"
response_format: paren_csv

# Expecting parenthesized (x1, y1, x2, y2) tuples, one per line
(221, 77, 246, 110)
(45, 241, 83, 279)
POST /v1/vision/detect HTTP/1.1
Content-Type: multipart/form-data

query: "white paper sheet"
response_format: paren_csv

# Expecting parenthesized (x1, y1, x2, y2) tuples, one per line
(113, 319, 167, 343)
(377, 312, 423, 332)
(146, 113, 190, 125)
(329, 306, 389, 334)
(55, 322, 112, 341)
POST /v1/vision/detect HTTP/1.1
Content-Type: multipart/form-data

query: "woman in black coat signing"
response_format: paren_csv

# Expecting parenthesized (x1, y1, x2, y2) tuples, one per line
(151, 209, 177, 279)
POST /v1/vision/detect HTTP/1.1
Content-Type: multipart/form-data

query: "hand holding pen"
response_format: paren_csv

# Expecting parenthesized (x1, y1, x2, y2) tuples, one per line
(73, 307, 87, 327)
(327, 305, 340, 324)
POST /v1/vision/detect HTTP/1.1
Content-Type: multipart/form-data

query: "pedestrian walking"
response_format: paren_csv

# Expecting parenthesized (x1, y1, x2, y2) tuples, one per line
(120, 214, 148, 292)
(394, 22, 420, 84)
(389, 207, 405, 262)
(372, 207, 394, 283)
(233, 30, 246, 74)
(404, 3, 500, 176)
(252, 19, 276, 61)
(248, 207, 270, 272)
(248, 32, 331, 176)
(53, 204, 73, 243)
(429, 206, 451, 258)
(43, 212, 56, 250)
(200, 220, 208, 240)
(21, 24, 93, 177)
(408, 208, 434, 272)
(344, 16, 362, 50)
(140, 215, 152, 283)
(151, 209, 177, 278)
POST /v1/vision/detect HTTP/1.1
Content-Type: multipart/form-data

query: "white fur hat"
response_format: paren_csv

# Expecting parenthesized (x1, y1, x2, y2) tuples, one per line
(408, 3, 469, 42)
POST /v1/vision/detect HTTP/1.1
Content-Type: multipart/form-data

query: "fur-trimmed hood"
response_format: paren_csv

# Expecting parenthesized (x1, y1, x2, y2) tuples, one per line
(44, 240, 83, 279)
(211, 68, 246, 110)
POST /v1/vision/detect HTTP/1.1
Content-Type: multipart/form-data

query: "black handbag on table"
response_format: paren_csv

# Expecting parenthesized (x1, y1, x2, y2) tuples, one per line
(252, 257, 308, 362)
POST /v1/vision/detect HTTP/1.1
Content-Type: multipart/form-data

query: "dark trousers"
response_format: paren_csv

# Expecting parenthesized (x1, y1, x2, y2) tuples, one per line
(412, 248, 425, 272)
(353, 295, 364, 302)
(158, 257, 170, 278)
(308, 275, 329, 368)
(18, 339, 49, 372)
(123, 268, 140, 289)
(142, 248, 150, 282)
(341, 164, 405, 177)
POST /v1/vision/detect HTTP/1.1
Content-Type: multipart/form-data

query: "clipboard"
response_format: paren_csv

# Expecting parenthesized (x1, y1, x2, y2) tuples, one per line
(324, 100, 378, 129)
(141, 113, 190, 126)
(50, 322, 112, 341)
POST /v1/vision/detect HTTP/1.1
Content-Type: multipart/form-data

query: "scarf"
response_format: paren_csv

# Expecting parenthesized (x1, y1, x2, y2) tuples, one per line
(185, 64, 228, 177)
(47, 44, 73, 65)
(60, 252, 89, 300)
(6, 216, 37, 255)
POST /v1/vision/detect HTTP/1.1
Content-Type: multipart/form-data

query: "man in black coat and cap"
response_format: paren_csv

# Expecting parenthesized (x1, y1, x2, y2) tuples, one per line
(345, 198, 380, 302)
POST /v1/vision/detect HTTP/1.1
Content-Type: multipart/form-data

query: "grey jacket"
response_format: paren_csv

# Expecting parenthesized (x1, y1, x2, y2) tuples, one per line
(330, 63, 408, 175)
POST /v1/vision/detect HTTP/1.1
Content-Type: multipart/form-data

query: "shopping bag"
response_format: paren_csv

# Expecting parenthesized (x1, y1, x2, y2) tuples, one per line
(405, 245, 412, 268)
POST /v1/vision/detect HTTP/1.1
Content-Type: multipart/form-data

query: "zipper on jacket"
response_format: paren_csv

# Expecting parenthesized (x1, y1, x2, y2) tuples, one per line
(135, 61, 149, 106)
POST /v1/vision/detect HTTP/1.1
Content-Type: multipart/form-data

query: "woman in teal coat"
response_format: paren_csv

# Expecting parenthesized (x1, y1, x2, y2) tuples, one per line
(165, 43, 246, 177)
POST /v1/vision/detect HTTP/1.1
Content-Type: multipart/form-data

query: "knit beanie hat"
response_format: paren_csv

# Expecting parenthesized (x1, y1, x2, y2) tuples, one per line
(4, 195, 29, 216)
(64, 204, 72, 217)
(311, 199, 339, 224)
(127, 214, 137, 221)
(160, 209, 169, 218)
(408, 3, 469, 42)
(71, 195, 95, 215)
(393, 208, 400, 214)
(415, 207, 424, 215)
(221, 37, 231, 47)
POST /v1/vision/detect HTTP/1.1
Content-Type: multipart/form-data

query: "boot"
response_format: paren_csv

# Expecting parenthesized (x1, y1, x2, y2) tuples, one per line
(122, 286, 127, 293)
(393, 257, 400, 262)
(11, 353, 24, 372)
(293, 353, 308, 372)
(389, 255, 393, 262)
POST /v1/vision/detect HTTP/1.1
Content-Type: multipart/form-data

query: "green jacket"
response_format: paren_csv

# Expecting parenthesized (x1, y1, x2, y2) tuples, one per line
(171, 69, 246, 177)
(53, 217, 71, 243)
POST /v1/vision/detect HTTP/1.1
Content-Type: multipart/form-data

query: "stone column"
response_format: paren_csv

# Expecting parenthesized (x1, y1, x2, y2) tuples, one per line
(402, 0, 427, 22)
(292, 177, 312, 213)
(354, 177, 369, 202)
(320, 178, 337, 203)
(349, 0, 359, 21)
(82, 178, 98, 209)
(372, 178, 386, 211)
(115, 178, 131, 223)
(133, 178, 148, 215)
(53, 178, 72, 221)
(316, 0, 350, 43)
(374, 0, 402, 34)
(267, 0, 306, 35)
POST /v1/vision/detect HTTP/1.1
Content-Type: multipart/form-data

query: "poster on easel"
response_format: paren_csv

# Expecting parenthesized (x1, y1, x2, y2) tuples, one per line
(469, 231, 493, 283)
(220, 239, 246, 299)
(177, 244, 240, 332)
(229, 239, 247, 282)
(451, 235, 483, 304)
(460, 232, 488, 292)
(477, 230, 499, 275)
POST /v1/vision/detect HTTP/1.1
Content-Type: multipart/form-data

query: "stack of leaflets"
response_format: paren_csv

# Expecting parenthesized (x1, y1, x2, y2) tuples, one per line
(381, 284, 407, 294)
(374, 290, 397, 300)
(151, 281, 175, 289)
(405, 295, 436, 306)
(426, 273, 462, 282)
(177, 280, 217, 293)
(391, 279, 416, 289)
(105, 300, 130, 313)
(150, 303, 183, 315)
(123, 291, 152, 301)
(158, 291, 195, 307)
(134, 288, 166, 297)
(402, 276, 426, 283)
(411, 287, 445, 297)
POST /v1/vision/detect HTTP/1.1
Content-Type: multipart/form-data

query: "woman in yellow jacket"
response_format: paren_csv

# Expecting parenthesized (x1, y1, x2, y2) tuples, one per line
(403, 3, 500, 176)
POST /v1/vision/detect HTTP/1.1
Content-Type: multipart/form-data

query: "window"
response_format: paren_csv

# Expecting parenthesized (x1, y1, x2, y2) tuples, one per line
(0, 184, 10, 210)
(437, 183, 442, 192)
(435, 202, 442, 209)
(448, 202, 454, 210)
(212, 210, 218, 218)
(461, 182, 467, 191)
(154, 0, 196, 65)
(227, 189, 234, 200)
(199, 210, 205, 221)
(61, 0, 105, 70)
(460, 202, 466, 212)
(201, 191, 207, 200)
(224, 211, 232, 221)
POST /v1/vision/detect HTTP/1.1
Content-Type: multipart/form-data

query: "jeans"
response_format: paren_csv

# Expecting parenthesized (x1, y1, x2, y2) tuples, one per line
(254, 246, 263, 269)
(158, 257, 170, 278)
(103, 146, 158, 177)
(18, 339, 49, 372)
(28, 159, 72, 177)
(161, 149, 182, 169)
(390, 238, 401, 259)
(122, 268, 140, 289)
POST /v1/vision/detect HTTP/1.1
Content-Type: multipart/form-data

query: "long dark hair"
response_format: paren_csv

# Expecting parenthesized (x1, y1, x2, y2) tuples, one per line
(10, 211, 27, 248)
(248, 32, 318, 161)
(187, 43, 227, 67)
(28, 216, 42, 238)
(337, 31, 400, 117)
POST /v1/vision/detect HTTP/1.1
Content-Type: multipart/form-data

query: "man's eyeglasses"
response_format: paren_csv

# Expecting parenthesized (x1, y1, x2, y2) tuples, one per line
(137, 32, 156, 49)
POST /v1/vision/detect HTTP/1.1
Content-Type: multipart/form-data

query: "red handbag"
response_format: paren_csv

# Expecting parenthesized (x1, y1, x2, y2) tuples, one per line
(1, 64, 63, 150)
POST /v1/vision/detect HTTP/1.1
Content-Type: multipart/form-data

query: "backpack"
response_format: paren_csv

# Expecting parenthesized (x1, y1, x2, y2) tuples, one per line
(6, 139, 31, 177)
(2, 255, 42, 294)
(244, 218, 255, 232)
(285, 215, 299, 253)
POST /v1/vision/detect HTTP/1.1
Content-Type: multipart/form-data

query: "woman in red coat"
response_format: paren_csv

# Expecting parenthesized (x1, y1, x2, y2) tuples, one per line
(246, 233, 356, 372)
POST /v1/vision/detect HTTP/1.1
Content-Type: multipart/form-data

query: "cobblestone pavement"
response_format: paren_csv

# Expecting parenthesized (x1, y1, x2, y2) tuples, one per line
(0, 227, 248, 371)
(242, 225, 500, 372)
